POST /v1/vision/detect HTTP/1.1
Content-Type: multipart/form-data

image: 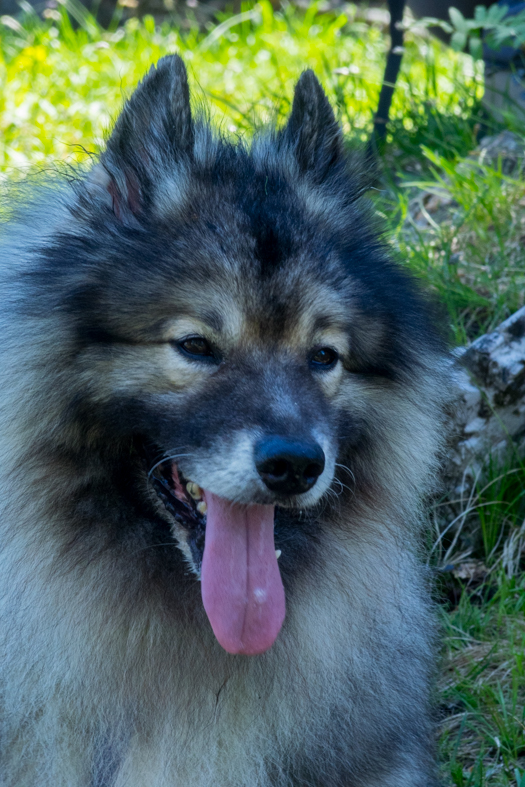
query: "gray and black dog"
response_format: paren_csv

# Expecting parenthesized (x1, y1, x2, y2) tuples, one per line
(0, 56, 449, 786)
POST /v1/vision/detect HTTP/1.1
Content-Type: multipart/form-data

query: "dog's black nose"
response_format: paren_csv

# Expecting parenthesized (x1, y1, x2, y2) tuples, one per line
(255, 437, 325, 495)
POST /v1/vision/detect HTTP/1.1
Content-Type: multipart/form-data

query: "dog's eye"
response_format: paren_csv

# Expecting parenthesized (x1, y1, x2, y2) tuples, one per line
(177, 336, 216, 361)
(310, 347, 338, 370)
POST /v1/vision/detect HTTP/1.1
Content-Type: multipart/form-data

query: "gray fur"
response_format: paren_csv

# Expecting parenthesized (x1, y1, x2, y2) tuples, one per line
(0, 56, 450, 786)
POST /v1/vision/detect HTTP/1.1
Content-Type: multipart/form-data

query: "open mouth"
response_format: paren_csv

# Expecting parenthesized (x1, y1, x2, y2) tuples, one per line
(149, 460, 207, 573)
(147, 451, 286, 657)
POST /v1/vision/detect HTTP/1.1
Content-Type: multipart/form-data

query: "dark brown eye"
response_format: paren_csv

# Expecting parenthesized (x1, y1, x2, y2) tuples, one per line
(310, 347, 338, 370)
(177, 336, 216, 362)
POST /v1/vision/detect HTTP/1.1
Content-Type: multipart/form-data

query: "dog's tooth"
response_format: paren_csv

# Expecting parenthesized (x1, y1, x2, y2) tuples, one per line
(186, 482, 202, 500)
(197, 501, 207, 515)
(275, 550, 282, 559)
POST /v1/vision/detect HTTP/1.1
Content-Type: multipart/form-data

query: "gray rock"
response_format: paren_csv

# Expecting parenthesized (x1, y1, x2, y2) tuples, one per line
(477, 131, 525, 175)
(447, 306, 525, 493)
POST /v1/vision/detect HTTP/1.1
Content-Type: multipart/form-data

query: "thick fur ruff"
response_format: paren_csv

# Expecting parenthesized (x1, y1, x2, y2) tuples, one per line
(0, 56, 449, 787)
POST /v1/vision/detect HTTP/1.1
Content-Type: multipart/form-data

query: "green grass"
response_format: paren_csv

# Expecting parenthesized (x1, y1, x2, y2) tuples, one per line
(0, 4, 524, 784)
(432, 450, 525, 784)
(430, 444, 525, 784)
(432, 453, 525, 571)
(381, 146, 525, 345)
(440, 576, 525, 787)
(0, 1, 482, 168)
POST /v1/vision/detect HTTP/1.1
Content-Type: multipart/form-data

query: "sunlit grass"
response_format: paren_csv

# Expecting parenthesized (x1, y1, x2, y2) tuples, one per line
(0, 2, 482, 170)
(380, 146, 525, 345)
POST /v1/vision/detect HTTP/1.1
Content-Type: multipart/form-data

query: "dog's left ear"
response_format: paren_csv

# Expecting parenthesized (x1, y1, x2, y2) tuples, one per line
(284, 70, 343, 180)
(87, 55, 194, 223)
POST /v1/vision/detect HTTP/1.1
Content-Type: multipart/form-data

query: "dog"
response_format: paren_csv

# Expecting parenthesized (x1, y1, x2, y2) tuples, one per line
(0, 55, 449, 786)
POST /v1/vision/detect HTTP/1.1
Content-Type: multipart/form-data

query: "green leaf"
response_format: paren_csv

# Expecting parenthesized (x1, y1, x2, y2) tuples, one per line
(451, 30, 467, 51)
(474, 5, 488, 23)
(486, 3, 509, 24)
(487, 26, 516, 48)
(469, 35, 483, 60)
(449, 7, 467, 33)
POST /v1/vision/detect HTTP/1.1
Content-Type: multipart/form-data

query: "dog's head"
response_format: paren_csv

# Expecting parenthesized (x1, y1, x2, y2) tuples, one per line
(34, 57, 445, 655)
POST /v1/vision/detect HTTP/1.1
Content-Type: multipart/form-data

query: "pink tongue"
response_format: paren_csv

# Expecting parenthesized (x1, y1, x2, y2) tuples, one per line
(200, 492, 285, 655)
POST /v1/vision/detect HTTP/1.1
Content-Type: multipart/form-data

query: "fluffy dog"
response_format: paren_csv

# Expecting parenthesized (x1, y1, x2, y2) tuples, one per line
(0, 55, 448, 786)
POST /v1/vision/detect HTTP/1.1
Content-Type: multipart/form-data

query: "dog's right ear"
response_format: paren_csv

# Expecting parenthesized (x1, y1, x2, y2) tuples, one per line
(86, 55, 193, 223)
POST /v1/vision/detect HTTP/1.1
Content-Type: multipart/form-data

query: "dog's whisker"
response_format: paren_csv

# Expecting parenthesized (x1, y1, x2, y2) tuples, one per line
(331, 478, 346, 497)
(148, 453, 195, 478)
(132, 541, 179, 556)
(335, 462, 356, 485)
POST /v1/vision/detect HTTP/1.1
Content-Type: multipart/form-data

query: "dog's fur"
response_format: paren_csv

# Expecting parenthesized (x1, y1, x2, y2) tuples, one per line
(0, 56, 449, 787)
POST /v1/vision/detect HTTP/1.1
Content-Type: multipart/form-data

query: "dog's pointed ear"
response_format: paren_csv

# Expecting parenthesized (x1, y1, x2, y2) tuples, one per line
(284, 70, 343, 178)
(88, 55, 194, 223)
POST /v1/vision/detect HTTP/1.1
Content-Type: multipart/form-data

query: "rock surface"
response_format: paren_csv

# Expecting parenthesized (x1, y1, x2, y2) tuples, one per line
(447, 306, 525, 493)
(477, 130, 525, 175)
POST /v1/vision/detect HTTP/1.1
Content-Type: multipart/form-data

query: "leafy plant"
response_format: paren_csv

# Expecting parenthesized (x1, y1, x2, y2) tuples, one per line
(411, 3, 525, 61)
